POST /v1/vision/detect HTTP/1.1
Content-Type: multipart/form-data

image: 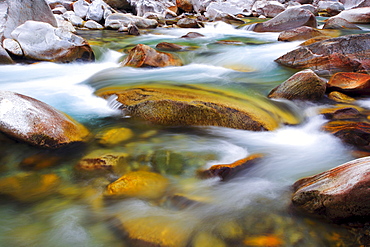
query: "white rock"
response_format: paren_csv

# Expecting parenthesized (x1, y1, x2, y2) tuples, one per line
(73, 0, 89, 19)
(86, 0, 104, 22)
(56, 18, 77, 33)
(69, 14, 84, 27)
(3, 38, 23, 56)
(0, 0, 57, 40)
(11, 20, 92, 62)
(84, 20, 104, 29)
(105, 13, 158, 29)
(52, 6, 67, 14)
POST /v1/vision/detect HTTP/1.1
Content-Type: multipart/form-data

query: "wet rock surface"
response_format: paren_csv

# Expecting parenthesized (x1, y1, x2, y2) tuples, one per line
(0, 90, 90, 148)
(292, 156, 370, 223)
(96, 83, 301, 131)
(275, 33, 370, 75)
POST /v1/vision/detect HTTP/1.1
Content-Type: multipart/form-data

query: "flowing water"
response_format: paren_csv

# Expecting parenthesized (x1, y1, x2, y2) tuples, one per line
(0, 22, 367, 246)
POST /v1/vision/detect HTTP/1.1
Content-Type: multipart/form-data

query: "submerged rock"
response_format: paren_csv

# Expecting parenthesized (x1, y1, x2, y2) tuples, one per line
(275, 33, 370, 75)
(111, 215, 193, 247)
(96, 84, 302, 131)
(198, 154, 264, 181)
(0, 91, 90, 148)
(327, 72, 370, 96)
(156, 42, 185, 51)
(246, 7, 317, 32)
(0, 172, 60, 202)
(105, 170, 169, 199)
(292, 156, 370, 222)
(96, 127, 134, 146)
(121, 44, 183, 67)
(11, 20, 94, 62)
(268, 69, 326, 101)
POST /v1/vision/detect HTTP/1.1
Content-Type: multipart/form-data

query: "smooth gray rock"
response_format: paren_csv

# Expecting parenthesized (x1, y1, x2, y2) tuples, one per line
(3, 38, 23, 56)
(0, 0, 57, 41)
(84, 20, 104, 29)
(105, 13, 158, 29)
(86, 0, 104, 22)
(335, 6, 370, 23)
(73, 0, 89, 19)
(11, 20, 94, 62)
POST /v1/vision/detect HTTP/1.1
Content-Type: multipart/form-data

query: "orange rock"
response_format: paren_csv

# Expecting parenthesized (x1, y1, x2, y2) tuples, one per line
(278, 26, 324, 42)
(198, 154, 263, 180)
(105, 170, 169, 199)
(243, 234, 283, 246)
(327, 72, 370, 95)
(121, 44, 183, 68)
(176, 0, 193, 12)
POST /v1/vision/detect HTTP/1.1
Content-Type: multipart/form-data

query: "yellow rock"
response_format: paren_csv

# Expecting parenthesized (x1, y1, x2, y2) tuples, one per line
(97, 83, 301, 131)
(193, 232, 226, 247)
(114, 215, 192, 247)
(105, 170, 169, 199)
(216, 220, 243, 239)
(97, 127, 134, 146)
(328, 91, 355, 103)
(76, 150, 130, 174)
(0, 173, 60, 202)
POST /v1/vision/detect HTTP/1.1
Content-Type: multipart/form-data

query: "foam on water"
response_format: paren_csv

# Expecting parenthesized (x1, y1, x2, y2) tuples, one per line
(0, 50, 122, 122)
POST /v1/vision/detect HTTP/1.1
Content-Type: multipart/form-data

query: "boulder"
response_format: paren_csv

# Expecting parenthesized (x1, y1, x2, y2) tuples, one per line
(245, 7, 317, 32)
(95, 83, 302, 131)
(256, 1, 286, 18)
(205, 1, 253, 20)
(156, 42, 185, 51)
(11, 20, 94, 62)
(323, 17, 361, 29)
(278, 26, 325, 41)
(317, 1, 345, 16)
(180, 32, 205, 38)
(268, 69, 326, 101)
(72, 0, 89, 19)
(275, 33, 370, 75)
(0, 0, 57, 41)
(2, 38, 23, 56)
(327, 91, 355, 103)
(129, 0, 177, 17)
(327, 72, 370, 95)
(0, 45, 14, 64)
(177, 0, 193, 13)
(0, 90, 90, 148)
(339, 0, 370, 9)
(105, 13, 158, 29)
(105, 170, 169, 199)
(121, 44, 183, 67)
(84, 20, 104, 29)
(177, 17, 201, 28)
(335, 7, 370, 23)
(292, 156, 370, 222)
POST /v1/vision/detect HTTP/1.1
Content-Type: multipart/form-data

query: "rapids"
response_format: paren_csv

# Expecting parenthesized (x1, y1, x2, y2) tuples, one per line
(0, 22, 364, 246)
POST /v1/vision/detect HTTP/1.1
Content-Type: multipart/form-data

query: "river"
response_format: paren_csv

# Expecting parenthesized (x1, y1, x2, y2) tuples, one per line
(0, 21, 367, 246)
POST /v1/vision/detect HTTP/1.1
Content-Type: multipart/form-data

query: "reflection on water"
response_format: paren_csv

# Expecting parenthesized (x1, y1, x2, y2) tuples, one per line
(0, 22, 363, 246)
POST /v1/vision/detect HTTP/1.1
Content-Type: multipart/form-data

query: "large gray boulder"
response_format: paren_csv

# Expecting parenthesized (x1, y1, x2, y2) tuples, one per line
(246, 7, 317, 32)
(339, 0, 370, 9)
(0, 0, 57, 41)
(10, 20, 94, 62)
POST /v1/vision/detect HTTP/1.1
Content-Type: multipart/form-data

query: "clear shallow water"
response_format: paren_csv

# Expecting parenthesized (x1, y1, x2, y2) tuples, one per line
(0, 22, 364, 246)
